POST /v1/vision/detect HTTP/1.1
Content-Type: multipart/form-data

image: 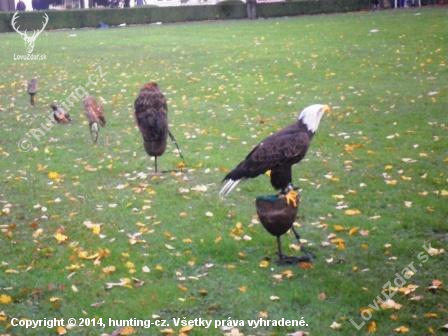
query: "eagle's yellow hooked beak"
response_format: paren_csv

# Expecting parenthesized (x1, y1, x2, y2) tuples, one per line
(322, 104, 331, 114)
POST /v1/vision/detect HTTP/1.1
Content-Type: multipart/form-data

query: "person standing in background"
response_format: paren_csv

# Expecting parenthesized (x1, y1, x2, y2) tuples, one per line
(16, 0, 26, 10)
(246, 0, 256, 19)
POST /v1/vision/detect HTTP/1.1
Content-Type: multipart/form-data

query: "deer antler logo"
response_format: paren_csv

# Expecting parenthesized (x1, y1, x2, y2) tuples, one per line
(11, 11, 49, 54)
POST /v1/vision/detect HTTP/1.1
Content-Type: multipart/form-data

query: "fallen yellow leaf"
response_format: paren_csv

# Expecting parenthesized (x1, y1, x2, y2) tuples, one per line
(427, 279, 443, 291)
(424, 312, 438, 319)
(259, 310, 268, 318)
(56, 326, 67, 335)
(259, 260, 269, 268)
(92, 224, 101, 235)
(54, 232, 68, 243)
(330, 321, 342, 330)
(380, 299, 402, 310)
(298, 262, 314, 269)
(160, 328, 175, 334)
(178, 284, 188, 292)
(333, 225, 345, 232)
(282, 269, 294, 279)
(394, 325, 409, 334)
(180, 325, 194, 333)
(48, 171, 62, 181)
(426, 247, 445, 256)
(345, 209, 361, 216)
(119, 326, 135, 335)
(102, 266, 116, 275)
(349, 227, 359, 236)
(367, 321, 377, 333)
(0, 294, 12, 304)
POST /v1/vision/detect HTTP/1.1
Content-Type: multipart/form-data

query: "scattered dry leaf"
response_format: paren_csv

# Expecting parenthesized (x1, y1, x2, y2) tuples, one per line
(367, 321, 377, 333)
(427, 279, 443, 291)
(345, 209, 361, 216)
(330, 321, 342, 330)
(259, 260, 269, 268)
(288, 331, 309, 336)
(394, 325, 409, 334)
(380, 299, 402, 310)
(0, 294, 12, 305)
(56, 326, 67, 335)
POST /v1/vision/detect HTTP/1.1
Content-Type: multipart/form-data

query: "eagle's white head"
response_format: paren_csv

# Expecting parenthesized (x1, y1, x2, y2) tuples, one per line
(298, 104, 330, 133)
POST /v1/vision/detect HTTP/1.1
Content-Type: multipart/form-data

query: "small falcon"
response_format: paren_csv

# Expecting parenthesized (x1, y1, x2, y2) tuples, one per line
(27, 78, 38, 106)
(50, 103, 72, 124)
(83, 96, 106, 143)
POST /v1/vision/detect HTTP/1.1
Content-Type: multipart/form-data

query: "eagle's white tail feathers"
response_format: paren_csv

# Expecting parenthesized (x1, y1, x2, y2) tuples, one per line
(219, 179, 241, 197)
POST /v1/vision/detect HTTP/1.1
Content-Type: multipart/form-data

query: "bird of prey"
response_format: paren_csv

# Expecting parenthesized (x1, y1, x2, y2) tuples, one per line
(83, 96, 106, 143)
(50, 103, 71, 124)
(134, 82, 184, 173)
(27, 78, 38, 106)
(220, 104, 330, 205)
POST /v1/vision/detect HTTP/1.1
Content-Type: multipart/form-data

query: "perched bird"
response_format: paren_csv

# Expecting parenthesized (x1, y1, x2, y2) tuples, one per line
(83, 96, 106, 143)
(220, 104, 330, 205)
(134, 82, 185, 173)
(27, 78, 38, 106)
(50, 103, 71, 124)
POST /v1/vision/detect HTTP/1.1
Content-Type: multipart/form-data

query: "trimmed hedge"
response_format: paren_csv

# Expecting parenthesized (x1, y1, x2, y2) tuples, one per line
(0, 0, 369, 33)
(258, 0, 370, 17)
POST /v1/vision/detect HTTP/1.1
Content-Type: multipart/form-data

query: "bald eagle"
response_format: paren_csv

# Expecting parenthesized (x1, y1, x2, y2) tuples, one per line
(219, 104, 330, 204)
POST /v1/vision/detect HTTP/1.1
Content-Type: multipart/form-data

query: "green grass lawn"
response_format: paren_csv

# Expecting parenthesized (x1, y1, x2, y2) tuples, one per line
(0, 7, 447, 336)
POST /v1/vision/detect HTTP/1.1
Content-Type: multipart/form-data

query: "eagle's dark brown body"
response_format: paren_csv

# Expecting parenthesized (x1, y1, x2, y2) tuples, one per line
(134, 82, 168, 171)
(83, 96, 106, 127)
(222, 121, 314, 193)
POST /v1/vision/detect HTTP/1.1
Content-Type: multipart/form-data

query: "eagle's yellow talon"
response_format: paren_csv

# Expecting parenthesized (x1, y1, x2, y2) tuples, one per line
(284, 190, 298, 207)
